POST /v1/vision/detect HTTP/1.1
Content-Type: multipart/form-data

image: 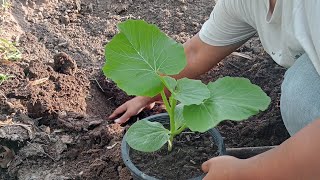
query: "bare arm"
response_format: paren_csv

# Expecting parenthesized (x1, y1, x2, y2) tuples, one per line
(202, 118, 320, 180)
(174, 33, 242, 79)
(247, 118, 320, 179)
(110, 34, 244, 123)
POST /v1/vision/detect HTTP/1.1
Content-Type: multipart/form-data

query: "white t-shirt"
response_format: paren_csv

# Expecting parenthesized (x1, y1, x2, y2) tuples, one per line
(199, 0, 320, 75)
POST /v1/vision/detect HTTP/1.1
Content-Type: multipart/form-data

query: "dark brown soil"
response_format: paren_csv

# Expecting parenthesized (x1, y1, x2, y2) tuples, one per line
(131, 132, 218, 180)
(0, 59, 89, 121)
(0, 0, 290, 179)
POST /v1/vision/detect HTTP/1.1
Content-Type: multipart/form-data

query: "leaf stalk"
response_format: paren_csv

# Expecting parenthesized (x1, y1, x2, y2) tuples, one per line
(172, 124, 187, 136)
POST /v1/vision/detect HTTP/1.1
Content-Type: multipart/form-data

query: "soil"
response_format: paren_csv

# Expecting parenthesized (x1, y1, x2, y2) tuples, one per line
(0, 0, 290, 179)
(131, 131, 218, 180)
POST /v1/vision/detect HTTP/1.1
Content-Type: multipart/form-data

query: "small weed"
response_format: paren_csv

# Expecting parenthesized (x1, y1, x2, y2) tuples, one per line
(0, 73, 14, 85)
(0, 38, 22, 61)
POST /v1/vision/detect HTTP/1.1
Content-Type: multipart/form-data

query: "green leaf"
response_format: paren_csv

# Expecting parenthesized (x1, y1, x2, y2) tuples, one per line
(126, 120, 170, 152)
(161, 77, 210, 105)
(0, 73, 14, 85)
(103, 20, 186, 97)
(0, 38, 22, 61)
(174, 78, 210, 105)
(174, 104, 185, 130)
(161, 76, 177, 94)
(184, 77, 271, 132)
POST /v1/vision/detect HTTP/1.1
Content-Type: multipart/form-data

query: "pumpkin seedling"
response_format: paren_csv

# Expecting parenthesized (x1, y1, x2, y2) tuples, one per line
(103, 20, 270, 152)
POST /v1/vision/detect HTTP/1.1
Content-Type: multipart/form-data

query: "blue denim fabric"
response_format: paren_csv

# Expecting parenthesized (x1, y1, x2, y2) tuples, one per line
(280, 53, 320, 135)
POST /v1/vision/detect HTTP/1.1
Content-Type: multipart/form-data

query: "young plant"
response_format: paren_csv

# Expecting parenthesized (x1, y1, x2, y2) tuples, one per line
(0, 73, 13, 85)
(103, 20, 271, 152)
(0, 38, 22, 61)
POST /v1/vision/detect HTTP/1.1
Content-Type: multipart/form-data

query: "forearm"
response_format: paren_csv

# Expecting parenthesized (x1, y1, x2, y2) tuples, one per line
(175, 34, 241, 79)
(243, 118, 320, 180)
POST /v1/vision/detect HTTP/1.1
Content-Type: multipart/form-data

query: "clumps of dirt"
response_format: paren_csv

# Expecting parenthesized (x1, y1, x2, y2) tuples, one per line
(0, 113, 35, 142)
(5, 120, 129, 180)
(53, 52, 77, 75)
(0, 145, 15, 169)
(0, 98, 24, 115)
(25, 55, 89, 120)
(0, 122, 32, 143)
(0, 51, 132, 179)
(0, 53, 89, 121)
(97, 73, 132, 107)
(54, 111, 106, 132)
(0, 113, 37, 178)
(0, 62, 29, 115)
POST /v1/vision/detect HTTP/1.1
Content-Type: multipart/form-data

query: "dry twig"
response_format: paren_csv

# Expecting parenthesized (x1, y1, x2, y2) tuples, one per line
(28, 77, 49, 86)
(231, 52, 253, 60)
(90, 78, 105, 92)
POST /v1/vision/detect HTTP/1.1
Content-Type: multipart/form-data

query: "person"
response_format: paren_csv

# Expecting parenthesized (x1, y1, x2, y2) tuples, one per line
(109, 0, 320, 179)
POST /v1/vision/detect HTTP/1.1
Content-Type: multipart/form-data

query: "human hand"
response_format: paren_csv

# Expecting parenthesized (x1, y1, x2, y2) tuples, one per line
(202, 156, 247, 180)
(108, 96, 155, 124)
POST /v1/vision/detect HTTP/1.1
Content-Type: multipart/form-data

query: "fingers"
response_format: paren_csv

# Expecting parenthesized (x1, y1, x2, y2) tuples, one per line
(114, 111, 133, 124)
(109, 96, 154, 124)
(109, 103, 139, 124)
(202, 174, 211, 180)
(202, 159, 211, 173)
(109, 104, 127, 119)
(146, 102, 155, 109)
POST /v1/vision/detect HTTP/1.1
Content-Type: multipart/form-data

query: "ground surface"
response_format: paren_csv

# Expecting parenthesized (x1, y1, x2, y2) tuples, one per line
(0, 0, 289, 179)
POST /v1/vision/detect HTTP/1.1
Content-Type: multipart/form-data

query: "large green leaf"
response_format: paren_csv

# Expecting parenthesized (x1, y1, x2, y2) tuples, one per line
(184, 77, 271, 132)
(103, 20, 186, 97)
(174, 104, 185, 130)
(161, 76, 177, 93)
(174, 78, 210, 105)
(126, 120, 170, 152)
(161, 77, 210, 105)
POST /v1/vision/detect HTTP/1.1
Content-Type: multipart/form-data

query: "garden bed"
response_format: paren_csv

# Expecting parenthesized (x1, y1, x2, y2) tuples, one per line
(0, 0, 289, 179)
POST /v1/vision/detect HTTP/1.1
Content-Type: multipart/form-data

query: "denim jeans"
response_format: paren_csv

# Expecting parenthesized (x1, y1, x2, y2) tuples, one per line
(280, 53, 320, 136)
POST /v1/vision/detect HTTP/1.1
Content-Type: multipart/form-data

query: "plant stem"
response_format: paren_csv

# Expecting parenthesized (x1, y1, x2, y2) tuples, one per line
(173, 124, 188, 136)
(160, 90, 171, 112)
(160, 90, 178, 151)
(160, 90, 173, 151)
(169, 97, 176, 132)
(168, 97, 177, 151)
(168, 137, 173, 151)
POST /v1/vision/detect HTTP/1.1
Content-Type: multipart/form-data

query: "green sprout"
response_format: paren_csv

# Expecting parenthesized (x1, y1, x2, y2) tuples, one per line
(103, 20, 271, 152)
(0, 38, 22, 61)
(0, 73, 13, 85)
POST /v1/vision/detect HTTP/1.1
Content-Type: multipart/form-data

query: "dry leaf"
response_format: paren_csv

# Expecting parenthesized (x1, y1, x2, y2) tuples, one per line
(231, 52, 253, 60)
(28, 77, 49, 86)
